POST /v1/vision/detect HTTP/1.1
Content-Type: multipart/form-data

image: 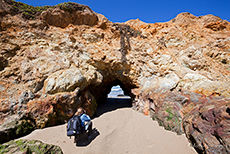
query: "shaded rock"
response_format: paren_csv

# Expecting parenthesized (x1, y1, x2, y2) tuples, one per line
(27, 88, 82, 129)
(0, 88, 83, 143)
(0, 139, 63, 154)
(132, 90, 185, 135)
(28, 20, 49, 30)
(96, 13, 110, 29)
(40, 4, 98, 28)
(201, 15, 229, 31)
(0, 55, 8, 71)
(0, 117, 35, 144)
(81, 90, 98, 117)
(183, 98, 230, 154)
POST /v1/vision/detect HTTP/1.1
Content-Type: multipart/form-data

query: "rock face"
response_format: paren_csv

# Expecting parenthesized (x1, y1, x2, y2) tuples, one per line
(183, 98, 230, 153)
(40, 4, 98, 28)
(0, 0, 230, 153)
(0, 139, 63, 154)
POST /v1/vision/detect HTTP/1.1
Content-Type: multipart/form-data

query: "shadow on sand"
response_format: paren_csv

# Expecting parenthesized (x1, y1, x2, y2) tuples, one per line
(95, 97, 132, 117)
(75, 97, 132, 146)
(76, 128, 100, 146)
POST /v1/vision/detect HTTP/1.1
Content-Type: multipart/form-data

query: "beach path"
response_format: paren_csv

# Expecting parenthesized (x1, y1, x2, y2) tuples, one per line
(19, 97, 197, 154)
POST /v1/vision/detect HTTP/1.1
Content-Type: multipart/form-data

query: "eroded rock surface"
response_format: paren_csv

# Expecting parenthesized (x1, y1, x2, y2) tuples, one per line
(0, 139, 63, 154)
(0, 0, 230, 153)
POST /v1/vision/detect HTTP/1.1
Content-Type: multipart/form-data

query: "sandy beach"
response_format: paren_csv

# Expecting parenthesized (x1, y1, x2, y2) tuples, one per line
(19, 97, 197, 154)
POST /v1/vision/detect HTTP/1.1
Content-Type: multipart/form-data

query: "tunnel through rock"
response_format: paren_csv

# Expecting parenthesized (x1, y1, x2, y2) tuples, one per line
(84, 79, 135, 117)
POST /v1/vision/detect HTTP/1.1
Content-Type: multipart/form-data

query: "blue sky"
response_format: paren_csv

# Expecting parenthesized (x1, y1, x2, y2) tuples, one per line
(17, 0, 230, 23)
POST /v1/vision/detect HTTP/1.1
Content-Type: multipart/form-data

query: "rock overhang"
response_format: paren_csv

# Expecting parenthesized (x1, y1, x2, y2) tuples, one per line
(0, 1, 230, 153)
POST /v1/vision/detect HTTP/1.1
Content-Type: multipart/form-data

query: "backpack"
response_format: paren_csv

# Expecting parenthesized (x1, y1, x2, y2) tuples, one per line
(67, 114, 82, 137)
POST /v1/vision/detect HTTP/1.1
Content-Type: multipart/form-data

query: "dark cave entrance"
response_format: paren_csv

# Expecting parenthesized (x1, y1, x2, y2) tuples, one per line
(93, 79, 134, 117)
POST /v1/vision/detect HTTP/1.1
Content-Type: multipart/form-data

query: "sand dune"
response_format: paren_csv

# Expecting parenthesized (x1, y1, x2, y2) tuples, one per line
(19, 98, 197, 154)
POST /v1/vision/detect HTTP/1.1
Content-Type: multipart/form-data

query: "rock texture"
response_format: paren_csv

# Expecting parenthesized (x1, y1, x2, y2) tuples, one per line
(0, 0, 230, 153)
(40, 4, 98, 28)
(0, 139, 63, 154)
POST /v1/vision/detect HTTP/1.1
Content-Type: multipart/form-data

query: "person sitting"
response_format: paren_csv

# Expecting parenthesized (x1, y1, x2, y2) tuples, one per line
(74, 107, 92, 142)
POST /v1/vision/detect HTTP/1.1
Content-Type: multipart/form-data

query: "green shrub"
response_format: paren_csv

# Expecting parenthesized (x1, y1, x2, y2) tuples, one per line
(0, 144, 9, 154)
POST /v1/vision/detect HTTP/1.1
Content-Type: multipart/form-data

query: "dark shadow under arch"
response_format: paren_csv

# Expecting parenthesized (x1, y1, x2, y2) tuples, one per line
(95, 97, 132, 117)
(93, 79, 133, 117)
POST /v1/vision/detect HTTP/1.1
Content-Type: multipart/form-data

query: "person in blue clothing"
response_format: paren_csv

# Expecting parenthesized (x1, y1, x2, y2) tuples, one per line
(74, 107, 92, 142)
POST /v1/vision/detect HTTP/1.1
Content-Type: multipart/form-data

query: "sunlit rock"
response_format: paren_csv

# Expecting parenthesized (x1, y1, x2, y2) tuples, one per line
(0, 1, 230, 153)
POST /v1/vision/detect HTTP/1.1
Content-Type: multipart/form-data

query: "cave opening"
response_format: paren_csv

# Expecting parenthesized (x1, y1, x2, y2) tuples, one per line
(94, 79, 134, 117)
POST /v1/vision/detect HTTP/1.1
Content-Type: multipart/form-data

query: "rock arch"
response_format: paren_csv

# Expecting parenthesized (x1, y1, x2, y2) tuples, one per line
(0, 1, 230, 153)
(88, 77, 136, 104)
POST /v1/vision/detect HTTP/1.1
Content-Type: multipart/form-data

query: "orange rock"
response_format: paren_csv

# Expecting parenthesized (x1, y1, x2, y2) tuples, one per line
(1, 1, 230, 150)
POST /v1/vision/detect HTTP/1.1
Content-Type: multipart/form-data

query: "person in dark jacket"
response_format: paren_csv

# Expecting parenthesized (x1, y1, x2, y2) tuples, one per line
(74, 107, 92, 142)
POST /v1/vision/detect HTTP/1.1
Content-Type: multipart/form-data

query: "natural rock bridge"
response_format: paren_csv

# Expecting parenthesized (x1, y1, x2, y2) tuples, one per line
(0, 1, 230, 153)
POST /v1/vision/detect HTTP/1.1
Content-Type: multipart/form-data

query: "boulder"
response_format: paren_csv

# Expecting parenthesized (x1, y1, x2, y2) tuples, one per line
(0, 139, 63, 154)
(40, 3, 98, 28)
(44, 68, 86, 94)
(183, 98, 230, 154)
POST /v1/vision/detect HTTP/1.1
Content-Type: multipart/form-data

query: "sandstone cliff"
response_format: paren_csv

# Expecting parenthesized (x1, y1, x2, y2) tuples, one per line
(0, 0, 230, 153)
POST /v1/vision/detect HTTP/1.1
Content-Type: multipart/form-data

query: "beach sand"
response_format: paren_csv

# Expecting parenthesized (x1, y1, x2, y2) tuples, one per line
(19, 97, 197, 154)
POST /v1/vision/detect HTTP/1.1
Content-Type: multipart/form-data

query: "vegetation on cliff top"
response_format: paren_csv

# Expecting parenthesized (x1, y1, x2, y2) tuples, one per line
(4, 0, 87, 20)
